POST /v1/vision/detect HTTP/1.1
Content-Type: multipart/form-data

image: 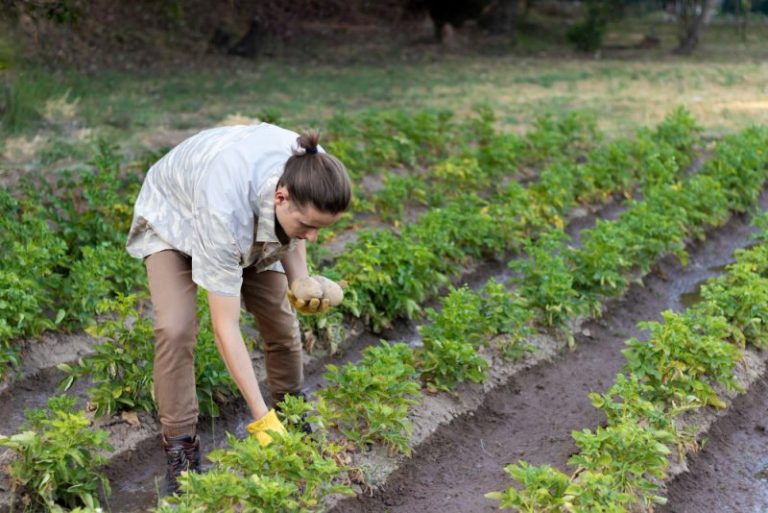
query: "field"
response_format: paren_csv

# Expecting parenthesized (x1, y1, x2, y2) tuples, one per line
(1, 14, 768, 513)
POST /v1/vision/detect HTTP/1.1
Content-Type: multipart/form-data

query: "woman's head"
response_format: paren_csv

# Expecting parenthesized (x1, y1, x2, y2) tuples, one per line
(277, 130, 352, 214)
(274, 130, 351, 241)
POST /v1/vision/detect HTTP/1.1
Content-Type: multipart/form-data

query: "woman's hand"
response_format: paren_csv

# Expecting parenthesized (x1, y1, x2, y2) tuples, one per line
(287, 276, 344, 314)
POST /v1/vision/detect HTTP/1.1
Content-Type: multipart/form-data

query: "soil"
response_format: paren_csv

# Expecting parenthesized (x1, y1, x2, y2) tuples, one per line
(330, 199, 768, 513)
(0, 190, 626, 512)
(1, 186, 763, 512)
(659, 376, 768, 513)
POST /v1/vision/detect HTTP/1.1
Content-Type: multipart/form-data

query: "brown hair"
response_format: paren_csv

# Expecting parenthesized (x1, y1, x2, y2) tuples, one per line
(278, 130, 352, 214)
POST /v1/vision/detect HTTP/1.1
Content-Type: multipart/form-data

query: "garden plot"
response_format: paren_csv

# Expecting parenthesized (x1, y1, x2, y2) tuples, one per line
(332, 194, 768, 513)
(0, 176, 632, 513)
(2, 109, 763, 513)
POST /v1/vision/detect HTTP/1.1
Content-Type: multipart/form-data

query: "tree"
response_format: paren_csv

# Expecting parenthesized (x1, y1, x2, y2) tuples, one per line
(674, 0, 717, 54)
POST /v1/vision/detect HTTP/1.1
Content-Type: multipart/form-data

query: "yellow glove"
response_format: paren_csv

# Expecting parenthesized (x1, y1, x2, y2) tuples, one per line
(246, 409, 287, 446)
(288, 277, 333, 314)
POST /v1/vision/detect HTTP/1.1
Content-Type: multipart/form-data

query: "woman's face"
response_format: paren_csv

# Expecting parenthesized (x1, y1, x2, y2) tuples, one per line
(274, 186, 341, 242)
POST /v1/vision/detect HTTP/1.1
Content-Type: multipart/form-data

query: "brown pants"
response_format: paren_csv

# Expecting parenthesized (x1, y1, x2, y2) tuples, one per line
(145, 250, 302, 437)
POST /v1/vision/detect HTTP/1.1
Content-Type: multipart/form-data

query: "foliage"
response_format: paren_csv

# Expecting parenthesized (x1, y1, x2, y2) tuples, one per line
(624, 311, 741, 409)
(63, 242, 145, 327)
(486, 462, 572, 512)
(158, 431, 352, 513)
(427, 155, 489, 203)
(567, 13, 607, 53)
(419, 280, 532, 350)
(373, 172, 428, 222)
(317, 342, 420, 454)
(0, 395, 111, 512)
(336, 229, 449, 332)
(696, 250, 768, 348)
(486, 462, 632, 512)
(511, 230, 583, 331)
(568, 421, 674, 508)
(566, 0, 624, 52)
(525, 111, 601, 162)
(60, 294, 156, 416)
(417, 337, 489, 392)
(62, 291, 238, 418)
(419, 285, 496, 347)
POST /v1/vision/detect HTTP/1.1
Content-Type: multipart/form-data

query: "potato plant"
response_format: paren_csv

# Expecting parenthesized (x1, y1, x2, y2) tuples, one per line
(158, 431, 352, 513)
(488, 216, 768, 512)
(624, 311, 741, 409)
(61, 291, 237, 418)
(317, 342, 421, 455)
(0, 395, 112, 512)
(515, 123, 767, 333)
(59, 294, 156, 416)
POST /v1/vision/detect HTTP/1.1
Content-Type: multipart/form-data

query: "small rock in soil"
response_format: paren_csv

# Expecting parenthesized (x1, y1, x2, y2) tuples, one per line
(754, 465, 768, 480)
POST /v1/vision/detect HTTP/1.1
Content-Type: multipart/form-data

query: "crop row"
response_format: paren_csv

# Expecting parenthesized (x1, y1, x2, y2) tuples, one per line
(0, 110, 702, 511)
(146, 115, 713, 509)
(315, 122, 767, 461)
(64, 108, 701, 429)
(323, 107, 699, 335)
(149, 123, 767, 512)
(0, 108, 604, 381)
(487, 211, 768, 512)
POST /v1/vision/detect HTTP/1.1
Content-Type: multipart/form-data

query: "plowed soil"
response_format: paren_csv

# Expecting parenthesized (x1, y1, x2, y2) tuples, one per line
(331, 201, 768, 513)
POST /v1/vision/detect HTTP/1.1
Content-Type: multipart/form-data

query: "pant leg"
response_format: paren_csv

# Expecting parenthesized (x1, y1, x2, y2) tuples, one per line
(145, 250, 199, 437)
(241, 268, 303, 403)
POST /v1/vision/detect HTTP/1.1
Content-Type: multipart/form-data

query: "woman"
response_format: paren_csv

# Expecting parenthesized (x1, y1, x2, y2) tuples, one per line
(126, 122, 351, 494)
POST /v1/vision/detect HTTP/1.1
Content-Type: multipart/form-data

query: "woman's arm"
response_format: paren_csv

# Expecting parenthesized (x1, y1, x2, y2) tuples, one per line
(207, 291, 269, 420)
(280, 239, 309, 286)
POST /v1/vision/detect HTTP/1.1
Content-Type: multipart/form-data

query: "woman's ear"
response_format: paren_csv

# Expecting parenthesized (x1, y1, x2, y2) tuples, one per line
(274, 186, 289, 205)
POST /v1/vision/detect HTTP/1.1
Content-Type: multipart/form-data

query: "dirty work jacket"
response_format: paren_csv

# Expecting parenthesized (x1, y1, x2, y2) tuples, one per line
(126, 123, 308, 296)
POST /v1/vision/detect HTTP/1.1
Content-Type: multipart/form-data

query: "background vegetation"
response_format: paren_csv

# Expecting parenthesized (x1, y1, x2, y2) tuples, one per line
(1, 0, 767, 180)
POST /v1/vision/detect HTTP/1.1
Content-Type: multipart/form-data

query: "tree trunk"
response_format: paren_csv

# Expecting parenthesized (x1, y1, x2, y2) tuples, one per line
(675, 0, 716, 54)
(479, 0, 518, 34)
(228, 16, 265, 58)
(738, 0, 748, 41)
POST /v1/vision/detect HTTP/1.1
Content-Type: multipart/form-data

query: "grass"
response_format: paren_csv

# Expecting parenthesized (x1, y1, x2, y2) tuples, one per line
(1, 16, 768, 170)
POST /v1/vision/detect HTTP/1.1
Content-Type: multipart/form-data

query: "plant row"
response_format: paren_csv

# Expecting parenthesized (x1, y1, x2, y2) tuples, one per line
(140, 115, 714, 512)
(0, 110, 702, 511)
(63, 108, 701, 428)
(513, 124, 768, 338)
(486, 211, 768, 512)
(153, 123, 766, 513)
(325, 107, 699, 334)
(0, 108, 606, 380)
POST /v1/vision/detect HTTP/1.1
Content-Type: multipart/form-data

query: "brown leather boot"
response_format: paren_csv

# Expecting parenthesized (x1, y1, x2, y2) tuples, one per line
(162, 434, 202, 495)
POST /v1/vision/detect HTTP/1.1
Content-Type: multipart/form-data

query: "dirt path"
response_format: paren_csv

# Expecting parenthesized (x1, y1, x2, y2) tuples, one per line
(331, 205, 764, 513)
(660, 375, 768, 513)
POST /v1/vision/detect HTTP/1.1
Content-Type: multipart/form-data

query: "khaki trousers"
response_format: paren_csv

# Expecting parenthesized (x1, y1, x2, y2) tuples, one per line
(145, 250, 302, 437)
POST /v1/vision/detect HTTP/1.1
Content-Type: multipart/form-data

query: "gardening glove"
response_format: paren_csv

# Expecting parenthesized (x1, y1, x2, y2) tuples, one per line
(287, 276, 342, 314)
(246, 409, 288, 446)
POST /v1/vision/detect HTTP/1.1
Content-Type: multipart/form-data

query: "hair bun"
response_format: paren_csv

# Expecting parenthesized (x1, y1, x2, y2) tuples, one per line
(296, 130, 320, 156)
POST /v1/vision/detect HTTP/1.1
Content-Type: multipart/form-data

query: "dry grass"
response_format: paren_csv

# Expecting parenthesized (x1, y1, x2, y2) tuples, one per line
(4, 16, 768, 169)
